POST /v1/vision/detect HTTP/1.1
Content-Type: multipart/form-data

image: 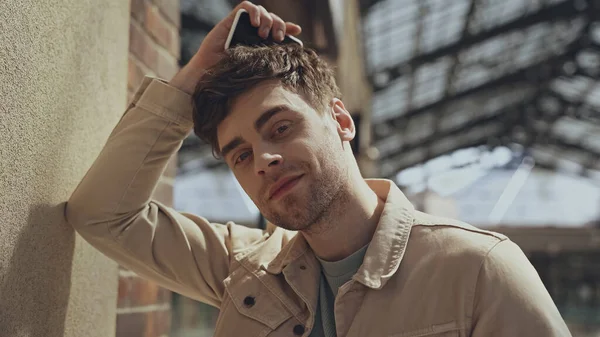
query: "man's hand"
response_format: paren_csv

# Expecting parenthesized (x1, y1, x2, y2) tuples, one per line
(170, 1, 302, 94)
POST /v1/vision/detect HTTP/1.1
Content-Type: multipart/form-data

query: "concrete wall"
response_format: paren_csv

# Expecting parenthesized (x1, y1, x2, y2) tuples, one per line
(0, 1, 129, 336)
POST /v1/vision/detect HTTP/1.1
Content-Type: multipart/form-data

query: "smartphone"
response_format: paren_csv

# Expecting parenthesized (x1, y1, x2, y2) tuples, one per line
(224, 9, 303, 49)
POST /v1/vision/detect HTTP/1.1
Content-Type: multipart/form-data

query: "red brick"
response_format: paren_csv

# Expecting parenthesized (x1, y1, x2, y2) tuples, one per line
(119, 276, 171, 308)
(153, 308, 172, 336)
(145, 4, 180, 59)
(154, 0, 180, 28)
(130, 0, 147, 24)
(157, 287, 172, 305)
(144, 312, 155, 337)
(129, 21, 145, 59)
(129, 21, 158, 71)
(118, 276, 131, 308)
(116, 312, 146, 337)
(155, 49, 179, 80)
(133, 277, 160, 307)
(116, 310, 171, 337)
(128, 55, 147, 91)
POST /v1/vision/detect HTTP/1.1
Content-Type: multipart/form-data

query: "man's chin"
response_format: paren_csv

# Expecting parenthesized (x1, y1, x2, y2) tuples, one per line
(271, 220, 311, 232)
(267, 190, 305, 213)
(263, 208, 311, 231)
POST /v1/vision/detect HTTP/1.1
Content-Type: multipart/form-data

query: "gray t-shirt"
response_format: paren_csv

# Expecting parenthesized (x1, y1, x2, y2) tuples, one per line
(309, 244, 369, 337)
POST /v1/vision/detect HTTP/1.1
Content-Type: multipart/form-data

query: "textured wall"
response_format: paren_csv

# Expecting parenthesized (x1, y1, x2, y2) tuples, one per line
(0, 1, 129, 336)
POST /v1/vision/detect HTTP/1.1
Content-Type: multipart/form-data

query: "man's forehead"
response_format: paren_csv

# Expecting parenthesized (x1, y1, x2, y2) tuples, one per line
(230, 81, 302, 112)
(217, 81, 307, 151)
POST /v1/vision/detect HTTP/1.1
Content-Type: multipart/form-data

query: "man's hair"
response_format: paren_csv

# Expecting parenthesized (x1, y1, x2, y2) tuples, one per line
(192, 44, 341, 157)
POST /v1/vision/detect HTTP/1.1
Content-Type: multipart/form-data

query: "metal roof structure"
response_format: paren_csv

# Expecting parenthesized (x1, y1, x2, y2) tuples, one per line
(179, 0, 600, 181)
(360, 0, 600, 179)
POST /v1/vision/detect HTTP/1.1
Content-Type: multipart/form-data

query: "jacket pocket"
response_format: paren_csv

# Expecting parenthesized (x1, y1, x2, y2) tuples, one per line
(387, 321, 460, 337)
(222, 266, 292, 329)
(213, 294, 273, 337)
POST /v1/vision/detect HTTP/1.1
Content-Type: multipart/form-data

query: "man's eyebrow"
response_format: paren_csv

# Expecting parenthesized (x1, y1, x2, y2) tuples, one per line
(254, 105, 290, 132)
(220, 136, 245, 160)
(220, 106, 291, 160)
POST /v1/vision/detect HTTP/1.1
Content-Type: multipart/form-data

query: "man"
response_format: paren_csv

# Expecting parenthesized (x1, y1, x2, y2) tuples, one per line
(66, 2, 571, 336)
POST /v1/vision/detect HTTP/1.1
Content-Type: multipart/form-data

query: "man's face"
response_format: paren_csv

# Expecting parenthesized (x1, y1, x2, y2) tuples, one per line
(217, 80, 353, 231)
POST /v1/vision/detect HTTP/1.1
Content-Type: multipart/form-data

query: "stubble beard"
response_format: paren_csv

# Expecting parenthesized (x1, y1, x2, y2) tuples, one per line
(262, 159, 346, 232)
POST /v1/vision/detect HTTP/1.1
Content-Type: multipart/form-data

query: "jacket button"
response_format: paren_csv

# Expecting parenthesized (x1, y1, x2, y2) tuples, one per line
(293, 324, 305, 335)
(243, 296, 255, 307)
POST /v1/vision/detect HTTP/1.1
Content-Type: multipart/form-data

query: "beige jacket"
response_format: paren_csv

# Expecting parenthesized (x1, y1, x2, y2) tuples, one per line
(66, 77, 571, 337)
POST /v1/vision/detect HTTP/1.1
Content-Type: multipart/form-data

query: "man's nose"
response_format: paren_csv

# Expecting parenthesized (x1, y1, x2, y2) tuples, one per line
(255, 151, 284, 176)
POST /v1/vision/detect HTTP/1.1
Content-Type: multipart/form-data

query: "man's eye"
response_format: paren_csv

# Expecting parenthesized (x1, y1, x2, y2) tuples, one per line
(235, 151, 251, 164)
(274, 124, 290, 136)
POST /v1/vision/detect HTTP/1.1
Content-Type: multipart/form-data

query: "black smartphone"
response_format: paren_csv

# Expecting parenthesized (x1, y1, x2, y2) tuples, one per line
(224, 9, 303, 49)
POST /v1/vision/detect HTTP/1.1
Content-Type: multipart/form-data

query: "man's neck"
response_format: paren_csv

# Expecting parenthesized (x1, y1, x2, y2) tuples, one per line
(301, 178, 385, 262)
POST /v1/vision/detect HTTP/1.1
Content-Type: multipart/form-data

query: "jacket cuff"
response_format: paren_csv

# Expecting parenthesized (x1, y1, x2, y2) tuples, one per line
(133, 76, 194, 127)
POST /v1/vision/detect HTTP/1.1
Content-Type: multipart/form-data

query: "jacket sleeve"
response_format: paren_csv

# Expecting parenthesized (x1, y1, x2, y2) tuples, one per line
(470, 239, 572, 337)
(65, 77, 266, 308)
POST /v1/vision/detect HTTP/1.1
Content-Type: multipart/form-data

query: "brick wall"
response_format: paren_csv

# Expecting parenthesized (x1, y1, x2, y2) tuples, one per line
(118, 1, 180, 336)
(127, 0, 180, 102)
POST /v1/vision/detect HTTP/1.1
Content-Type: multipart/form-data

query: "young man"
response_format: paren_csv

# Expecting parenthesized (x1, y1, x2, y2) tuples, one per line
(66, 2, 571, 336)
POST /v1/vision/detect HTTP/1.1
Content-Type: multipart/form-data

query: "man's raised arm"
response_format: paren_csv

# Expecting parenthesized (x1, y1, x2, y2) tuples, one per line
(65, 1, 301, 307)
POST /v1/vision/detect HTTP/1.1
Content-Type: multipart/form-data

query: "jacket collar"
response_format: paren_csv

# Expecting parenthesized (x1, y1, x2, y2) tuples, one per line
(353, 179, 414, 289)
(244, 179, 415, 289)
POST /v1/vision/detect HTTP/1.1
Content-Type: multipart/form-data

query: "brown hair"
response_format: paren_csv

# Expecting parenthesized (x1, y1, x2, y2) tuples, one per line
(192, 44, 341, 157)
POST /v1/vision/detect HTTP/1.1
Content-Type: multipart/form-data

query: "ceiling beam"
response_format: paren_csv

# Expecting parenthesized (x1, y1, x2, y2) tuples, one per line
(541, 89, 600, 125)
(378, 118, 511, 177)
(529, 152, 600, 181)
(403, 2, 427, 112)
(375, 87, 600, 177)
(533, 136, 600, 168)
(375, 48, 575, 137)
(368, 0, 585, 91)
(379, 135, 501, 179)
(426, 0, 479, 160)
(378, 96, 530, 161)
(381, 129, 600, 180)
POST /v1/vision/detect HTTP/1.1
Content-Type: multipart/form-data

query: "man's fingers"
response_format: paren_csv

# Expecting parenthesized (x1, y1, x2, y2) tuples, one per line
(234, 1, 261, 27)
(230, 1, 302, 40)
(285, 22, 302, 36)
(257, 6, 273, 39)
(270, 14, 286, 41)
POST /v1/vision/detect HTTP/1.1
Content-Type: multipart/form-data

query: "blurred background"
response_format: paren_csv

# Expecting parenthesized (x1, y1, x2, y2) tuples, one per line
(3, 0, 598, 336)
(0, 0, 600, 337)
(169, 0, 600, 336)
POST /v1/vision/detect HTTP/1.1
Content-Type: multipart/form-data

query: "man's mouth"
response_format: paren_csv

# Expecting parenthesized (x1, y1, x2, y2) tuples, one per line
(268, 174, 304, 200)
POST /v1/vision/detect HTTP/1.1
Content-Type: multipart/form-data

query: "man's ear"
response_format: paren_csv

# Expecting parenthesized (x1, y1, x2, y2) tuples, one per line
(330, 98, 355, 142)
